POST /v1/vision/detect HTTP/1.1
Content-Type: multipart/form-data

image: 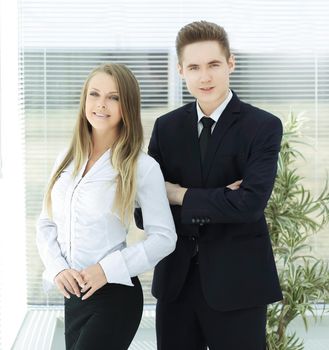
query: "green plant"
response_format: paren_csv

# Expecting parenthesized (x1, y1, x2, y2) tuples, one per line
(265, 111, 329, 350)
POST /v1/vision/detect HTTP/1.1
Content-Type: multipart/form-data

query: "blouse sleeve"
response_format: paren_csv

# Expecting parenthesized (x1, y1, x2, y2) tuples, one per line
(99, 158, 177, 286)
(36, 150, 70, 292)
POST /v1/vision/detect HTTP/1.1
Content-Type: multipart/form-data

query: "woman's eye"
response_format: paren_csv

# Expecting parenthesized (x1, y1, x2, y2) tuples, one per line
(109, 95, 119, 101)
(89, 91, 99, 96)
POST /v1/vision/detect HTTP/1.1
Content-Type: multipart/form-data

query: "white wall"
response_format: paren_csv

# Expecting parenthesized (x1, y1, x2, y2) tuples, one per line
(0, 0, 27, 348)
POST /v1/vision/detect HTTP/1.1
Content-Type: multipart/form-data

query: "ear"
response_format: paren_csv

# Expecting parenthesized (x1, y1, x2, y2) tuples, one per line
(228, 54, 235, 74)
(177, 63, 184, 79)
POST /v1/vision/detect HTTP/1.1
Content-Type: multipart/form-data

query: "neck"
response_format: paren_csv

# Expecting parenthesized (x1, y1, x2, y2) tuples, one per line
(199, 90, 230, 116)
(91, 129, 118, 155)
(199, 103, 218, 117)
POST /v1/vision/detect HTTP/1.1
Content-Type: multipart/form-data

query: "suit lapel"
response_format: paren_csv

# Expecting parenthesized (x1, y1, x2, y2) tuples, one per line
(202, 93, 241, 182)
(182, 103, 203, 186)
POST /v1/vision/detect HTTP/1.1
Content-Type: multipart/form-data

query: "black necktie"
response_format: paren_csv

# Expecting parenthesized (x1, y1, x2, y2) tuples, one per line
(199, 117, 215, 165)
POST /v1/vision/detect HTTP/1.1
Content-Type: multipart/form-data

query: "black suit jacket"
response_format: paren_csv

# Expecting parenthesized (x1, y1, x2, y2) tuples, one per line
(136, 92, 283, 311)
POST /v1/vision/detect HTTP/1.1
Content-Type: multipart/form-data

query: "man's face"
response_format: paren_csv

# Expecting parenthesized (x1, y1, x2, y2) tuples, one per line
(178, 40, 235, 115)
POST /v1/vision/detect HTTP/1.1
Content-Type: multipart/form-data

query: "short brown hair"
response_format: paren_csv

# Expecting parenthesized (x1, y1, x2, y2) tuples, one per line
(176, 20, 231, 63)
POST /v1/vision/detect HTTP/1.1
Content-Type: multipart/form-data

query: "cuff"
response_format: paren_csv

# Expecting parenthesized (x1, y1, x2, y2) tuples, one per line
(42, 258, 69, 293)
(99, 250, 134, 287)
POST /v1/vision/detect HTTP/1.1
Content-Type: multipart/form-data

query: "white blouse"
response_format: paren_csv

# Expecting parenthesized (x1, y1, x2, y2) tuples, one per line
(36, 149, 177, 292)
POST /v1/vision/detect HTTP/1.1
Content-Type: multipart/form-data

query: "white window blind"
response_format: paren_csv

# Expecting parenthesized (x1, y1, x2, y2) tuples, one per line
(19, 0, 329, 306)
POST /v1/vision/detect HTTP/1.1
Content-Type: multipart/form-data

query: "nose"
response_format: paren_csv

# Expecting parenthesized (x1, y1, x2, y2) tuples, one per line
(97, 98, 107, 109)
(200, 69, 211, 83)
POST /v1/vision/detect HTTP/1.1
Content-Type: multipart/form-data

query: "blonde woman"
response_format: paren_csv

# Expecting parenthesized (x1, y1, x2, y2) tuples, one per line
(36, 63, 176, 350)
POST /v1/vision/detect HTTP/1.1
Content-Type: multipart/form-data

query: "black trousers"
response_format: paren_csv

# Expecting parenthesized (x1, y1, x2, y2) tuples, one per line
(156, 263, 267, 350)
(64, 277, 143, 350)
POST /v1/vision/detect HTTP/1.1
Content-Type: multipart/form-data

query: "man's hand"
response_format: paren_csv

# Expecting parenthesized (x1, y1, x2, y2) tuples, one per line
(80, 263, 107, 301)
(165, 182, 187, 206)
(226, 179, 242, 190)
(54, 269, 85, 299)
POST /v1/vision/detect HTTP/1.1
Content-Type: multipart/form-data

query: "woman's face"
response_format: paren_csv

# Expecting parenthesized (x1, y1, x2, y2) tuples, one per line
(85, 72, 122, 135)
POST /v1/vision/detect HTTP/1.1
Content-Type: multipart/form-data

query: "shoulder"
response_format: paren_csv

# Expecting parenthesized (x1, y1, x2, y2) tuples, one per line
(52, 147, 69, 168)
(156, 102, 195, 125)
(150, 102, 195, 139)
(137, 151, 160, 173)
(240, 100, 282, 129)
(137, 151, 164, 192)
(55, 147, 69, 162)
(50, 147, 75, 176)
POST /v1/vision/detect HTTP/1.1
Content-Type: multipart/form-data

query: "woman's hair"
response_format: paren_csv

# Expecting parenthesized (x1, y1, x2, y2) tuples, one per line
(176, 20, 231, 63)
(45, 63, 143, 224)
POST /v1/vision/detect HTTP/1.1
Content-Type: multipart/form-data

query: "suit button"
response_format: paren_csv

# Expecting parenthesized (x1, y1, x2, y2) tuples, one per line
(192, 218, 196, 224)
(201, 218, 205, 223)
(206, 217, 210, 223)
(196, 218, 200, 223)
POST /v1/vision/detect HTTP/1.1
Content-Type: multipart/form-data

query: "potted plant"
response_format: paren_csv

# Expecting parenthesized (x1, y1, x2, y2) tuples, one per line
(266, 111, 329, 349)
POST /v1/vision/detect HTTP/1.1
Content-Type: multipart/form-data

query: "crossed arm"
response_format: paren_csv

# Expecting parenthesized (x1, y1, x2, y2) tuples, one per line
(149, 115, 282, 224)
(165, 179, 242, 206)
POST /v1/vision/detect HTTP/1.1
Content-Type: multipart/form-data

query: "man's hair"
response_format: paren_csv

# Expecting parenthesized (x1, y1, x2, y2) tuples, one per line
(176, 20, 231, 63)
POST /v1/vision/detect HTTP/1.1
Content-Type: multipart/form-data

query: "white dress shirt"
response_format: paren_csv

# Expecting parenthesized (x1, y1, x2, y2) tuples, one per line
(196, 89, 233, 136)
(36, 149, 177, 292)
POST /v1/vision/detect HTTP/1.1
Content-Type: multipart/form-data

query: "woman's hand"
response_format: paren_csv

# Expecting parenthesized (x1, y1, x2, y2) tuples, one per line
(80, 263, 107, 300)
(54, 269, 85, 299)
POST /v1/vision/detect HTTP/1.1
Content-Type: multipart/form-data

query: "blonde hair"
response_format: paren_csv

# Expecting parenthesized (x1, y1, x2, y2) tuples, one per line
(45, 63, 143, 224)
(176, 20, 231, 63)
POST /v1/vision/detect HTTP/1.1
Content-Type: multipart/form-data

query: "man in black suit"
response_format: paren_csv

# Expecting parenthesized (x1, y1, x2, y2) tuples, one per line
(136, 20, 283, 350)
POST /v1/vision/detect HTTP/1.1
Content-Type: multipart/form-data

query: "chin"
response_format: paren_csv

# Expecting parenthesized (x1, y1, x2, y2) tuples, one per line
(198, 96, 217, 104)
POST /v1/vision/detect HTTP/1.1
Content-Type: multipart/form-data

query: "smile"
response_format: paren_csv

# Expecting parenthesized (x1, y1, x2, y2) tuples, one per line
(93, 112, 110, 118)
(200, 87, 214, 92)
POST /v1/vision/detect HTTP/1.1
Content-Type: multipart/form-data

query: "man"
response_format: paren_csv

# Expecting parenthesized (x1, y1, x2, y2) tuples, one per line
(136, 20, 283, 350)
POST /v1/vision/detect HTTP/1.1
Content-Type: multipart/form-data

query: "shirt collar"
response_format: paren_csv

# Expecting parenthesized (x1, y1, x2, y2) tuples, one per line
(196, 89, 233, 123)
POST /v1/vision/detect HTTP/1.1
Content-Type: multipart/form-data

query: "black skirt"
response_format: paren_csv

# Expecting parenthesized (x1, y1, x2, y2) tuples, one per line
(64, 277, 143, 350)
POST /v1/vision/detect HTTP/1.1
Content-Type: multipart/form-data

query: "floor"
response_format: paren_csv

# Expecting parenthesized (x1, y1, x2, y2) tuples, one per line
(59, 308, 329, 350)
(130, 310, 329, 350)
(12, 307, 329, 349)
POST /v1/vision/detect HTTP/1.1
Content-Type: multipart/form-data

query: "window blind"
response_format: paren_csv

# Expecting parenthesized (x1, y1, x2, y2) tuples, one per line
(19, 0, 329, 306)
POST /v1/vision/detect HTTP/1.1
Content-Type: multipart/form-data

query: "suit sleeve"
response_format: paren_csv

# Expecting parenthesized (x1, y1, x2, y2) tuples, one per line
(181, 116, 283, 224)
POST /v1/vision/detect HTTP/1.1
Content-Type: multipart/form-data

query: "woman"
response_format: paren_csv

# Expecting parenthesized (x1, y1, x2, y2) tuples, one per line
(36, 63, 176, 350)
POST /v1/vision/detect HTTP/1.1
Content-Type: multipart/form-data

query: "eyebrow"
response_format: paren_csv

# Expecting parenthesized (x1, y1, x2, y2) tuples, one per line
(89, 87, 118, 94)
(186, 60, 223, 68)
